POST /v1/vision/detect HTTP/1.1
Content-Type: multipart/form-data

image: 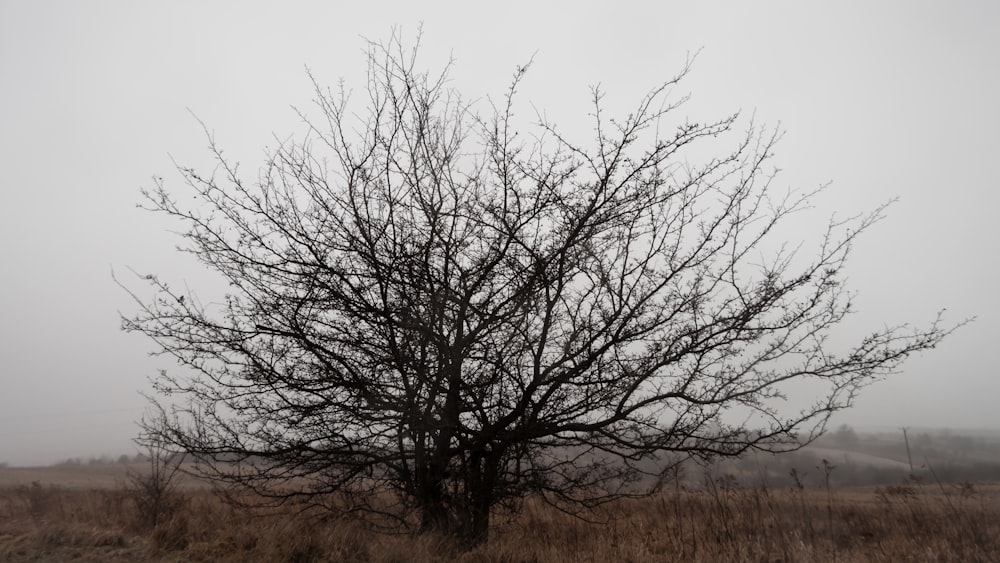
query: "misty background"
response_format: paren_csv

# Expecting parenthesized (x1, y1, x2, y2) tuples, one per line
(1, 1, 997, 467)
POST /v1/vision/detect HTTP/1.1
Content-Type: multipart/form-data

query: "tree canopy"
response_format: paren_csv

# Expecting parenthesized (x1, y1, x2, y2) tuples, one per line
(121, 35, 954, 546)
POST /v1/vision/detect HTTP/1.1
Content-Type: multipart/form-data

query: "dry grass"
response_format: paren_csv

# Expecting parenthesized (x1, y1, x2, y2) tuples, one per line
(1, 468, 998, 562)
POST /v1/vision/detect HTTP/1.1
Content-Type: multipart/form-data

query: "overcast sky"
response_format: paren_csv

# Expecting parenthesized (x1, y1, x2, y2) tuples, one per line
(1, 1, 997, 467)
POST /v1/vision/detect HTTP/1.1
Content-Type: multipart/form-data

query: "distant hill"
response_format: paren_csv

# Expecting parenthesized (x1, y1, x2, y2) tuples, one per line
(691, 425, 1000, 488)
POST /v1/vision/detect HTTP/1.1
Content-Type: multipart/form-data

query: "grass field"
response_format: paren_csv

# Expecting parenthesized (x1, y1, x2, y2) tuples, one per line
(1, 460, 998, 562)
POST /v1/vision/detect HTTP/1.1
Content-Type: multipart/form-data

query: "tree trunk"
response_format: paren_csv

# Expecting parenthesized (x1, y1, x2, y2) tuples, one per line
(415, 451, 498, 549)
(455, 449, 499, 548)
(465, 495, 491, 548)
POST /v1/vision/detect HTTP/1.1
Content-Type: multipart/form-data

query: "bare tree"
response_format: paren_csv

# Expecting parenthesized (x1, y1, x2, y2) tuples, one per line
(120, 34, 956, 547)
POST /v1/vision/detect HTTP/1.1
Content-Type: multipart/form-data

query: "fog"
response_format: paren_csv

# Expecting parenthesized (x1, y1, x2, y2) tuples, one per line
(1, 1, 997, 467)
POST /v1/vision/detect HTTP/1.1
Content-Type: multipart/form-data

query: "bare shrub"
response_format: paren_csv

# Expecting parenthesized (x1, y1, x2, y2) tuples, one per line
(125, 443, 185, 531)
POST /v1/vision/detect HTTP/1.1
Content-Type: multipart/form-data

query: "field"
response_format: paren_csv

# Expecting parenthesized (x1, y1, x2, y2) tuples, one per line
(1, 455, 999, 562)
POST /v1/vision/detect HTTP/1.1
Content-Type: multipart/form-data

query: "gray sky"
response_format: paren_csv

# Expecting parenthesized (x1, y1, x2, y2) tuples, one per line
(1, 1, 997, 467)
